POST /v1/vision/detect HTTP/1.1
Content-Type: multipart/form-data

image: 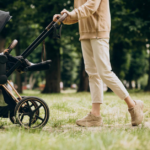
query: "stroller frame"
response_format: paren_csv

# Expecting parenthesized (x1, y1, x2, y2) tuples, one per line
(2, 80, 22, 102)
(0, 13, 68, 129)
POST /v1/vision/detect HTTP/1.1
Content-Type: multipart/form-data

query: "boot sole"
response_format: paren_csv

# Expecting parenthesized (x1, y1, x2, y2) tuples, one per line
(76, 121, 103, 127)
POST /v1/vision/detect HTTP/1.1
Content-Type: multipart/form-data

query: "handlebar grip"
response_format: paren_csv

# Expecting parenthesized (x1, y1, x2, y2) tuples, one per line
(46, 13, 68, 30)
(9, 40, 18, 49)
(56, 13, 68, 23)
(7, 39, 18, 53)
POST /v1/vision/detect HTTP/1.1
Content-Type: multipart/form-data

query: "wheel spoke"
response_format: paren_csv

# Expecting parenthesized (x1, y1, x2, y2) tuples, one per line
(35, 115, 44, 121)
(33, 104, 42, 113)
(18, 112, 29, 116)
(26, 101, 32, 112)
(29, 115, 33, 127)
(30, 104, 34, 108)
(20, 114, 24, 122)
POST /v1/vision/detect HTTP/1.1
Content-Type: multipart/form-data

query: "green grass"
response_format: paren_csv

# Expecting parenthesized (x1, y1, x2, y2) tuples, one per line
(0, 90, 150, 150)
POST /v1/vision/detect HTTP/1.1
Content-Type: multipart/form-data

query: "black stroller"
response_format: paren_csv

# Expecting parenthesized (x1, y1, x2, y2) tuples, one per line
(0, 10, 67, 128)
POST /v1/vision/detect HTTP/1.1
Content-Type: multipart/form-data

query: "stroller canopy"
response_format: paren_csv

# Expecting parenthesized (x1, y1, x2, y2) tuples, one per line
(0, 10, 12, 33)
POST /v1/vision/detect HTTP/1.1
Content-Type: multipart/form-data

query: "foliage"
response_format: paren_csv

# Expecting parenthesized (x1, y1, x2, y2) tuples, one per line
(110, 0, 150, 86)
(0, 0, 150, 91)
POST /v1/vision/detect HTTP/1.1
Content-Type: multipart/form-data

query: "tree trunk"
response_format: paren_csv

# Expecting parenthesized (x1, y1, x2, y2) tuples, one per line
(129, 80, 133, 89)
(77, 57, 89, 92)
(29, 74, 36, 90)
(42, 39, 60, 93)
(15, 40, 22, 93)
(135, 80, 138, 89)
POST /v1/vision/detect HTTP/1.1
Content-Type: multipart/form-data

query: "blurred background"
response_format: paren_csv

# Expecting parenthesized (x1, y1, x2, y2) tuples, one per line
(0, 0, 150, 94)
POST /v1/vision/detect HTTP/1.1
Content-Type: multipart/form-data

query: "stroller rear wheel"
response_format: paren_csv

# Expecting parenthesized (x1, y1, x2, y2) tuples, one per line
(9, 97, 40, 124)
(14, 97, 49, 129)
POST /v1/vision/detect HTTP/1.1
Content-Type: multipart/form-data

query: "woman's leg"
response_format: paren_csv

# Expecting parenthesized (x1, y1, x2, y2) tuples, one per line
(81, 39, 103, 105)
(91, 103, 101, 116)
(90, 39, 130, 102)
(75, 40, 104, 126)
(124, 96, 135, 108)
(80, 39, 135, 115)
(90, 39, 143, 126)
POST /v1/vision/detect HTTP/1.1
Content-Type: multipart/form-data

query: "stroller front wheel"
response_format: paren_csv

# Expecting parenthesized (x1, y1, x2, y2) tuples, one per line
(14, 96, 49, 129)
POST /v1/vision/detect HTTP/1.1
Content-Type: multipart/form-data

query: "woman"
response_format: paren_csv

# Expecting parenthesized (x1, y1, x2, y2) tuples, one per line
(53, 0, 144, 127)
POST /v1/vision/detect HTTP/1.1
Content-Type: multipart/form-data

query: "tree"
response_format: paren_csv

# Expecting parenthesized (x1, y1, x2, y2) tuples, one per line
(1, 0, 47, 93)
(28, 0, 82, 93)
(77, 57, 89, 92)
(125, 41, 148, 89)
(110, 0, 150, 90)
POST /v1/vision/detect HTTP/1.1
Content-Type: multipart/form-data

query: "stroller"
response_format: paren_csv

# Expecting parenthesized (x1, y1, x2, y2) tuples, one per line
(0, 10, 67, 128)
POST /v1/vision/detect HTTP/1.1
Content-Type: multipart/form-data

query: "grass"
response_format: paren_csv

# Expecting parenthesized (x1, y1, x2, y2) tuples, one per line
(0, 90, 150, 150)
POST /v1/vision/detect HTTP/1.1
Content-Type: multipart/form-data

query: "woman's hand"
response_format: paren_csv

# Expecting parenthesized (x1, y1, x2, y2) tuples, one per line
(61, 9, 71, 18)
(3, 49, 9, 53)
(53, 9, 71, 22)
(53, 14, 61, 22)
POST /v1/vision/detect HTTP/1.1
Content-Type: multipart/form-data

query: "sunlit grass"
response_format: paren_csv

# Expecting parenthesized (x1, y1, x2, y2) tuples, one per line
(0, 90, 150, 150)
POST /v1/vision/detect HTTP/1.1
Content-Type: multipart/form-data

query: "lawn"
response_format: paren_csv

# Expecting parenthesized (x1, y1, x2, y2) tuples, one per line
(0, 90, 150, 150)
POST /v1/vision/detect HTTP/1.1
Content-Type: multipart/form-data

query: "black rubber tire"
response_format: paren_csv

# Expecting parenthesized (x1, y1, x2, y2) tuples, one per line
(9, 96, 26, 124)
(9, 115, 16, 124)
(14, 96, 49, 129)
(9, 98, 39, 125)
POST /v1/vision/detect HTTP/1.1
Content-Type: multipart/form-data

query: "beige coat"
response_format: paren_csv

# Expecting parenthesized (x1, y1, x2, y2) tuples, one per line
(63, 0, 111, 40)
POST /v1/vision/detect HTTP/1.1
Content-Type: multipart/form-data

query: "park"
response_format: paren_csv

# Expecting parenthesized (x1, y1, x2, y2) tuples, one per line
(0, 0, 150, 150)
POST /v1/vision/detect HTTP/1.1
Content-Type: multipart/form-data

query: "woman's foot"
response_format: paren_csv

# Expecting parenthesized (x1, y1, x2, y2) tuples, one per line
(128, 100, 144, 126)
(76, 112, 103, 127)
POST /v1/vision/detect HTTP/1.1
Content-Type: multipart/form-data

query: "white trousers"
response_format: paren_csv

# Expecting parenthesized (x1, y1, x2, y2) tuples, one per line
(81, 39, 129, 103)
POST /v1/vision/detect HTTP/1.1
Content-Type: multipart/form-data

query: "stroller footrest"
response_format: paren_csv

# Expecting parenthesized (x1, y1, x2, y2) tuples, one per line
(24, 60, 51, 72)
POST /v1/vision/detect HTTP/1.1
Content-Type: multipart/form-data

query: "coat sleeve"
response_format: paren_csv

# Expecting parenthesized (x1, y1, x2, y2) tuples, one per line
(63, 17, 78, 25)
(69, 0, 102, 20)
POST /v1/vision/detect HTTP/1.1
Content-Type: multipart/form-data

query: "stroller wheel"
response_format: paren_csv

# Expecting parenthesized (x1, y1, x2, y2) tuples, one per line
(9, 96, 26, 124)
(14, 96, 49, 129)
(9, 116, 16, 124)
(9, 96, 39, 124)
(10, 99, 39, 125)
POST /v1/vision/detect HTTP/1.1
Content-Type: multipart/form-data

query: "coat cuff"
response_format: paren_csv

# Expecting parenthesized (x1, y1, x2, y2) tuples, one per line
(69, 10, 78, 20)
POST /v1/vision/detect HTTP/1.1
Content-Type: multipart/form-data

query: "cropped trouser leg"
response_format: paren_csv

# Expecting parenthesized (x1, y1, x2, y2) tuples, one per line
(81, 39, 129, 103)
(81, 39, 104, 103)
